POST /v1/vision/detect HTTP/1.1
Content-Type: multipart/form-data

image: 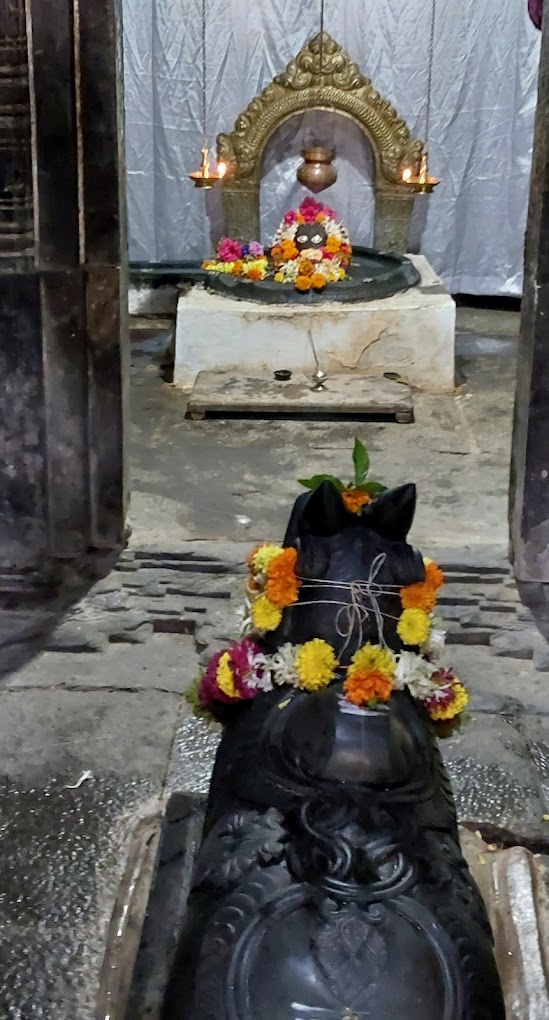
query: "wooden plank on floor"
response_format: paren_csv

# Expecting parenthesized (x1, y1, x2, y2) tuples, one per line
(186, 372, 414, 422)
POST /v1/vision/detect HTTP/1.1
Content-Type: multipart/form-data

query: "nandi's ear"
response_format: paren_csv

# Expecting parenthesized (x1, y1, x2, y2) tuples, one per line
(365, 483, 417, 541)
(297, 480, 351, 536)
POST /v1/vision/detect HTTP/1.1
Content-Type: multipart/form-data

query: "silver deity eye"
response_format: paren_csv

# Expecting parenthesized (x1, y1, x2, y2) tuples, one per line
(311, 233, 323, 244)
(297, 234, 308, 244)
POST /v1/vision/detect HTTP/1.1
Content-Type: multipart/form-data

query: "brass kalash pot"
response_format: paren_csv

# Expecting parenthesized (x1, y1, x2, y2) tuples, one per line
(296, 146, 337, 194)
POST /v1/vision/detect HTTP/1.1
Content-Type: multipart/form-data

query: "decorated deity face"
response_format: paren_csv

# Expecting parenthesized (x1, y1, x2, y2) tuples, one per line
(295, 222, 327, 253)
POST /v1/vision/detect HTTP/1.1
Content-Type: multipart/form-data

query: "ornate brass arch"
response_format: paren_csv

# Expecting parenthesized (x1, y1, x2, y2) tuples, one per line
(217, 33, 423, 252)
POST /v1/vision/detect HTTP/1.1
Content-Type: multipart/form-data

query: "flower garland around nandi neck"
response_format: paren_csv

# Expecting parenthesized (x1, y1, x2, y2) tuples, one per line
(194, 547, 467, 728)
(189, 438, 469, 731)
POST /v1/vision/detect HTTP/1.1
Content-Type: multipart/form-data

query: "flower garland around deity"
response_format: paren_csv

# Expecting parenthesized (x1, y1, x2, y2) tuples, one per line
(270, 197, 352, 292)
(202, 238, 268, 281)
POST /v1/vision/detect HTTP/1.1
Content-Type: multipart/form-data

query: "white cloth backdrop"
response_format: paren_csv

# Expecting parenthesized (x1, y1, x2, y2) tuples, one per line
(122, 0, 540, 295)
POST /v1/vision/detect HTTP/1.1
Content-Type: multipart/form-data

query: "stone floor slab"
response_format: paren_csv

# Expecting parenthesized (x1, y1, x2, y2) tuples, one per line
(0, 687, 184, 1020)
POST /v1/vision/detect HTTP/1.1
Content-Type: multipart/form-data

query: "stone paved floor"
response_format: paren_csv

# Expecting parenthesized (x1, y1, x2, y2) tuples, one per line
(2, 310, 549, 1018)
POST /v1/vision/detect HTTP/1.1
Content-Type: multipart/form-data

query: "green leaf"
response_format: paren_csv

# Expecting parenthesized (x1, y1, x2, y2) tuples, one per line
(360, 480, 388, 496)
(352, 438, 370, 485)
(297, 474, 344, 492)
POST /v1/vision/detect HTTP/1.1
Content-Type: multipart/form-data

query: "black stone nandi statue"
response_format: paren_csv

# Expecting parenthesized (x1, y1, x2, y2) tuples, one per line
(163, 480, 505, 1020)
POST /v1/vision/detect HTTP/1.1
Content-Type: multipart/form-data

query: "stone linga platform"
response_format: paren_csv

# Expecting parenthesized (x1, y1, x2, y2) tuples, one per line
(174, 255, 456, 393)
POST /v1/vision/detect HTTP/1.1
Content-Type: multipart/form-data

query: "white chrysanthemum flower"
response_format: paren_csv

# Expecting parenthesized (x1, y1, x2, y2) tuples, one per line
(422, 623, 446, 659)
(394, 651, 438, 699)
(269, 643, 300, 687)
(283, 260, 299, 281)
(246, 650, 273, 691)
(238, 598, 253, 637)
(326, 220, 344, 241)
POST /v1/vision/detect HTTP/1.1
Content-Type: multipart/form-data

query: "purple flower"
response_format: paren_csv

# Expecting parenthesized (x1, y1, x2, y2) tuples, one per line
(248, 240, 264, 257)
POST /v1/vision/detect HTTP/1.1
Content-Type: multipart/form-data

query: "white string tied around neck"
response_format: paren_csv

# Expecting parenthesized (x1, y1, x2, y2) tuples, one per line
(297, 552, 396, 655)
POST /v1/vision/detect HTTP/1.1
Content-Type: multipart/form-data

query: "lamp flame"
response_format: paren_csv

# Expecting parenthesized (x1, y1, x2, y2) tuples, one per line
(402, 167, 412, 183)
(216, 161, 227, 180)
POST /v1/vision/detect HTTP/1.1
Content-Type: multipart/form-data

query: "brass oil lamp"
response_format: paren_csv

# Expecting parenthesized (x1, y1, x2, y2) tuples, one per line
(188, 147, 226, 190)
(188, 0, 226, 190)
(401, 152, 440, 195)
(401, 0, 441, 196)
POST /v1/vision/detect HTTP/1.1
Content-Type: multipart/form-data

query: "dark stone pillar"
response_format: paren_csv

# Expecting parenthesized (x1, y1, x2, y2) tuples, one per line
(0, 0, 128, 589)
(510, 16, 549, 581)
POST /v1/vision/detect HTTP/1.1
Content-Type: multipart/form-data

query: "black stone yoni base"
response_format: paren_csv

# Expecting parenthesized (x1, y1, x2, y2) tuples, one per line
(163, 483, 504, 1020)
(203, 247, 421, 304)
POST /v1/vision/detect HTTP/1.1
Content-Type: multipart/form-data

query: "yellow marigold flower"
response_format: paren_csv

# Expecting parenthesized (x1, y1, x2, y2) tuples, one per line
(397, 608, 431, 647)
(251, 594, 282, 633)
(250, 543, 283, 573)
(348, 644, 395, 679)
(341, 488, 372, 514)
(216, 652, 241, 699)
(428, 682, 468, 722)
(274, 271, 284, 283)
(296, 639, 337, 691)
(400, 580, 437, 613)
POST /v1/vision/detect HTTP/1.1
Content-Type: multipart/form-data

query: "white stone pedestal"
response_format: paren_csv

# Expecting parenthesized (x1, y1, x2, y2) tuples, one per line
(174, 255, 455, 392)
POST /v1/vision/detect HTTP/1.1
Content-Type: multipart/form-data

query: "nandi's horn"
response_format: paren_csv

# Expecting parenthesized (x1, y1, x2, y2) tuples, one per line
(365, 483, 417, 541)
(296, 479, 351, 537)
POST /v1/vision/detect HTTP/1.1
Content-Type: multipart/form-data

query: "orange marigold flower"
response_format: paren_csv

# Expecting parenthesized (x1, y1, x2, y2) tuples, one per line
(280, 241, 299, 261)
(298, 260, 314, 277)
(325, 236, 342, 253)
(315, 213, 326, 223)
(247, 266, 263, 280)
(265, 547, 300, 608)
(311, 272, 327, 290)
(297, 213, 305, 223)
(295, 275, 313, 292)
(343, 669, 393, 706)
(341, 488, 372, 514)
(271, 245, 282, 259)
(424, 560, 444, 590)
(231, 260, 243, 276)
(400, 580, 437, 613)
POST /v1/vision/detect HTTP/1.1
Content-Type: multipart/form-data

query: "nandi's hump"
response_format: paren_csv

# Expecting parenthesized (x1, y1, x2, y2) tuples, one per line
(279, 686, 418, 786)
